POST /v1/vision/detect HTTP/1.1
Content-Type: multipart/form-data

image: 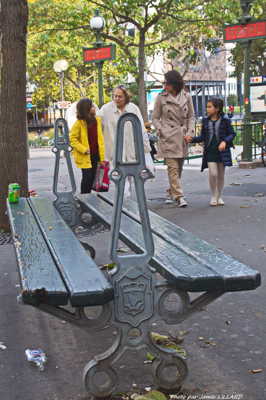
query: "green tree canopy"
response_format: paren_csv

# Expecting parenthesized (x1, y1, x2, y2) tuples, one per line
(28, 0, 265, 117)
(28, 0, 127, 108)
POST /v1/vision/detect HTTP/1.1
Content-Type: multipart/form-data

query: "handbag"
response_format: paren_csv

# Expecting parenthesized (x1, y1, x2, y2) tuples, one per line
(92, 161, 110, 192)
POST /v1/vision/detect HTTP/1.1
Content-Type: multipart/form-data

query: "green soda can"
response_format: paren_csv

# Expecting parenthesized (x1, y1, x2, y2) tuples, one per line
(8, 183, 21, 203)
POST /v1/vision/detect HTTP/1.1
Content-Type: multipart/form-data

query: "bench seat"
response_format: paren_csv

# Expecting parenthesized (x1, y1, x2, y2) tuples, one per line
(78, 193, 261, 293)
(7, 197, 114, 307)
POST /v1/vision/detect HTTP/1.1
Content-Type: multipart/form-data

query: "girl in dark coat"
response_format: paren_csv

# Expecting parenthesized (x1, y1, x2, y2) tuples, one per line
(185, 98, 236, 206)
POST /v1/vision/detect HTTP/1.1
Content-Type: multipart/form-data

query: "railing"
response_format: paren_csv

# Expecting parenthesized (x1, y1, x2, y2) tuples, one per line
(28, 120, 54, 133)
(230, 120, 264, 159)
(153, 119, 264, 164)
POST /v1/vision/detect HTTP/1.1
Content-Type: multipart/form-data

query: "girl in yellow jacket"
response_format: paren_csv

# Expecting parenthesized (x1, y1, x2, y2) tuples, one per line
(70, 98, 105, 193)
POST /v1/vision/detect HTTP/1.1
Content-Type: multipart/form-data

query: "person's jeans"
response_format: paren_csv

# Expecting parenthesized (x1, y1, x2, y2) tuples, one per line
(81, 154, 99, 194)
(165, 158, 184, 200)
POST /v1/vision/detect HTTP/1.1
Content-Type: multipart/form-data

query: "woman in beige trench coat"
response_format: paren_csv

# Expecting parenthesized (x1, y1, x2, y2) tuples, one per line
(152, 70, 195, 207)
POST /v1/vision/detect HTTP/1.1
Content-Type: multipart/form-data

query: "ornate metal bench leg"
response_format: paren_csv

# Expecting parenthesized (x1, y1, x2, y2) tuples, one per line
(82, 276, 189, 397)
(82, 113, 188, 397)
(52, 118, 81, 227)
(83, 331, 121, 398)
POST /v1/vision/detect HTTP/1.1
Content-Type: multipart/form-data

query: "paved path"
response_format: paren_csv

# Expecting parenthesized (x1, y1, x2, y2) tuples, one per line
(0, 148, 265, 399)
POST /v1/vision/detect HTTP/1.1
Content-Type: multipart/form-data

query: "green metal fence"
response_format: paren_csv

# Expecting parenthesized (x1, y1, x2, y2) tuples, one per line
(231, 120, 264, 159)
(153, 119, 265, 163)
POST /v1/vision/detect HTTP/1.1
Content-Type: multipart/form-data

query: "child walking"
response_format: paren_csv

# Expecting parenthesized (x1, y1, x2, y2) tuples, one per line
(186, 98, 236, 206)
(70, 98, 105, 194)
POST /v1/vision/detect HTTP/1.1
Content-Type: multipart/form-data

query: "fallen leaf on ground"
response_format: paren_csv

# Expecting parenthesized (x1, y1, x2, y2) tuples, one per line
(250, 369, 263, 374)
(204, 340, 217, 346)
(146, 352, 156, 362)
(134, 391, 167, 400)
(151, 332, 187, 358)
(100, 263, 116, 270)
(145, 391, 167, 400)
(117, 247, 129, 253)
(0, 342, 7, 350)
(179, 330, 190, 336)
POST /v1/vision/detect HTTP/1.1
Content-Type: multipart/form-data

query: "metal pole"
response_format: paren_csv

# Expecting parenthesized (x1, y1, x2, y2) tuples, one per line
(60, 72, 64, 117)
(95, 28, 104, 108)
(97, 61, 104, 108)
(60, 72, 64, 101)
(202, 83, 206, 117)
(241, 40, 252, 161)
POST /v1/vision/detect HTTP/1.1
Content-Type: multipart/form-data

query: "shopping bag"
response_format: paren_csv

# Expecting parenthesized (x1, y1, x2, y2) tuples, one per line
(92, 161, 110, 192)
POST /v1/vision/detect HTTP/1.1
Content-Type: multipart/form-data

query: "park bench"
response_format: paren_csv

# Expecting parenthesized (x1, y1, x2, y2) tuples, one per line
(7, 114, 261, 398)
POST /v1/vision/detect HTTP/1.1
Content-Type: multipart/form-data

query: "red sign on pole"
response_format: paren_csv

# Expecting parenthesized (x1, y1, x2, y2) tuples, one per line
(224, 20, 266, 42)
(83, 45, 116, 63)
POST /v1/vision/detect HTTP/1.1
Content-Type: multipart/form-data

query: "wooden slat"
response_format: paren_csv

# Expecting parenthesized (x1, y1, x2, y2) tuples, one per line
(7, 199, 69, 306)
(100, 193, 261, 292)
(29, 197, 114, 307)
(79, 193, 260, 292)
(79, 194, 224, 291)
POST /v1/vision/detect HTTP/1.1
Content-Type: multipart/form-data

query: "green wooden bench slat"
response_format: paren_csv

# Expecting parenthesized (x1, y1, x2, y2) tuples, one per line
(79, 194, 228, 292)
(100, 193, 261, 292)
(7, 199, 69, 306)
(29, 197, 114, 307)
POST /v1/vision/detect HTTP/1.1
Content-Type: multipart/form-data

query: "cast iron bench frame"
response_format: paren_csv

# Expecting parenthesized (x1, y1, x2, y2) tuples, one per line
(7, 114, 261, 399)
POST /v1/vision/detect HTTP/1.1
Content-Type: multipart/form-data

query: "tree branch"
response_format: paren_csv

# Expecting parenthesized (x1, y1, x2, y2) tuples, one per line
(127, 28, 183, 48)
(29, 25, 90, 35)
(101, 33, 137, 66)
(88, 0, 143, 30)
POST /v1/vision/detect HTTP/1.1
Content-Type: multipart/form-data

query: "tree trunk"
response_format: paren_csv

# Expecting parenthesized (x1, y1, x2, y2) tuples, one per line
(138, 31, 148, 122)
(0, 0, 28, 230)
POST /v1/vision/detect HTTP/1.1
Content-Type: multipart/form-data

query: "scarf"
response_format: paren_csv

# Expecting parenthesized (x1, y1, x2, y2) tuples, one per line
(208, 118, 221, 146)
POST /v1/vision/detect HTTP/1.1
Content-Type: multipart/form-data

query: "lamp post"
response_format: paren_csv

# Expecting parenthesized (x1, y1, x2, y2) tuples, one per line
(53, 59, 69, 116)
(240, 0, 253, 161)
(90, 10, 105, 107)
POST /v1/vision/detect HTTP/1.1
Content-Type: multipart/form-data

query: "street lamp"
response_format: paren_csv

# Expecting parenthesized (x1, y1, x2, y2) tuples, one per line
(90, 10, 105, 107)
(53, 59, 69, 117)
(240, 0, 253, 22)
(53, 59, 69, 103)
(239, 0, 254, 161)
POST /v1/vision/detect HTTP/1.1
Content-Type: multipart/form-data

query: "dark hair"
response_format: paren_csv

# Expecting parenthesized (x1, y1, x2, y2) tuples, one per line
(164, 70, 184, 94)
(207, 97, 224, 116)
(113, 85, 130, 104)
(77, 98, 95, 122)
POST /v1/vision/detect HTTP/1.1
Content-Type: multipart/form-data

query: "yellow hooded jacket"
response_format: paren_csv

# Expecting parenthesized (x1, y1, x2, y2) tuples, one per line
(70, 116, 105, 169)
